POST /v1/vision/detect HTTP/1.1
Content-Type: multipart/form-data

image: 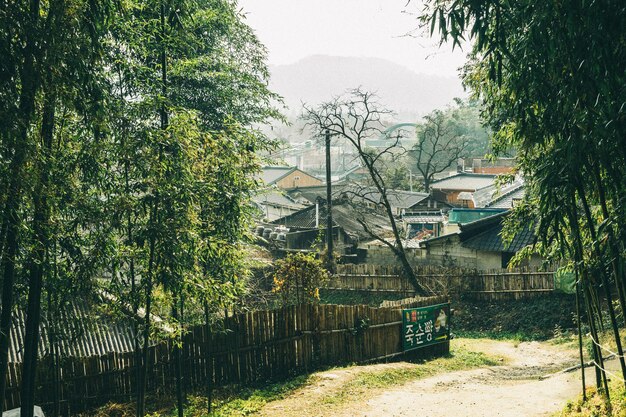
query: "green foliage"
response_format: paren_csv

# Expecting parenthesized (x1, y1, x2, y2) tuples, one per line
(421, 0, 626, 393)
(558, 384, 626, 417)
(0, 0, 281, 413)
(272, 253, 329, 306)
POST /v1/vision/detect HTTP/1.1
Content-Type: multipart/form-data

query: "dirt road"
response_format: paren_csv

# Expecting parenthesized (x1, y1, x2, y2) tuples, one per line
(258, 339, 611, 417)
(342, 340, 587, 417)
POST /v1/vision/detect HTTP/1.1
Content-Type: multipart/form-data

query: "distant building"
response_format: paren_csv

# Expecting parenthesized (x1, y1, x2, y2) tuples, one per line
(430, 173, 525, 209)
(402, 211, 446, 240)
(260, 166, 323, 190)
(287, 184, 447, 216)
(459, 157, 516, 175)
(430, 173, 497, 207)
(421, 211, 540, 269)
(252, 190, 306, 222)
(267, 199, 393, 260)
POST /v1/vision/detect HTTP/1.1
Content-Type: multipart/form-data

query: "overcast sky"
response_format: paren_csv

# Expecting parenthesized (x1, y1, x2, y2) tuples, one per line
(237, 0, 469, 78)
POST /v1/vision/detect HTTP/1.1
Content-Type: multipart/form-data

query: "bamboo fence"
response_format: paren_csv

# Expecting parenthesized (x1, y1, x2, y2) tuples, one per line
(333, 264, 555, 300)
(5, 296, 447, 415)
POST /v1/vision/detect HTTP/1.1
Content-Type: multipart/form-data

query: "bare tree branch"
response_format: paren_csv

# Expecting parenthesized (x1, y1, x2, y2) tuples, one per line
(411, 109, 469, 192)
(300, 88, 424, 294)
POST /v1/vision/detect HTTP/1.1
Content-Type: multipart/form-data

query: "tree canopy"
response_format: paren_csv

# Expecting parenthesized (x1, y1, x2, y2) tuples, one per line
(0, 1, 279, 415)
(420, 0, 626, 396)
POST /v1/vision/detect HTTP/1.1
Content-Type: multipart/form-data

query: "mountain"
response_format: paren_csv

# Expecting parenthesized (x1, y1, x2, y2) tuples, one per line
(269, 55, 466, 120)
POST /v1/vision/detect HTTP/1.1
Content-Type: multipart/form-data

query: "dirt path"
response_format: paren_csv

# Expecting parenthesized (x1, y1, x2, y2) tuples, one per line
(257, 339, 611, 417)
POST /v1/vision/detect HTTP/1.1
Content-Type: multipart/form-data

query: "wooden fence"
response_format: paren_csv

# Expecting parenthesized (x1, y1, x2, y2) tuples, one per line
(5, 296, 448, 415)
(333, 264, 555, 300)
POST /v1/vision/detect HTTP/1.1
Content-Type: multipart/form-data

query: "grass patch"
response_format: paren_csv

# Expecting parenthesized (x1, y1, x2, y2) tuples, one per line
(320, 341, 500, 407)
(556, 381, 626, 417)
(454, 329, 546, 342)
(206, 375, 312, 417)
(86, 375, 312, 417)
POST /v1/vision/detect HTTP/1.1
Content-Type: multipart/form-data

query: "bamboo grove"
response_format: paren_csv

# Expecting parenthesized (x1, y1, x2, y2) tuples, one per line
(421, 0, 626, 405)
(0, 1, 279, 416)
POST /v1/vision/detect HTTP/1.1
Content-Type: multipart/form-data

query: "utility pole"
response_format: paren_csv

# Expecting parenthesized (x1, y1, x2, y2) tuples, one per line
(325, 129, 335, 274)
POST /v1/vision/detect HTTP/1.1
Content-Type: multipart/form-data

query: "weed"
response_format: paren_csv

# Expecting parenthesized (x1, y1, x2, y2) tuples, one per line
(555, 383, 626, 417)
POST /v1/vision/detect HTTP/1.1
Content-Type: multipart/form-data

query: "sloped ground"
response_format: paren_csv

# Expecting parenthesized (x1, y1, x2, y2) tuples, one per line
(256, 338, 613, 417)
(452, 294, 579, 340)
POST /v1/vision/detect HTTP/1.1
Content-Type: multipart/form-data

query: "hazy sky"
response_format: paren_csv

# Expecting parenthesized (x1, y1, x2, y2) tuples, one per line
(237, 0, 469, 77)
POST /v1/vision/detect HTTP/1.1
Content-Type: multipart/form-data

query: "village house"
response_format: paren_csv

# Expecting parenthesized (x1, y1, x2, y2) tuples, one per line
(421, 211, 540, 269)
(266, 199, 392, 261)
(429, 173, 497, 207)
(460, 157, 517, 174)
(252, 190, 306, 222)
(253, 166, 323, 221)
(287, 184, 445, 217)
(260, 166, 323, 190)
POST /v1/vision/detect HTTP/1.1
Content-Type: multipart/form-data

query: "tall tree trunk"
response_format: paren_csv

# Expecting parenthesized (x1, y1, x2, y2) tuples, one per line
(575, 279, 586, 400)
(139, 1, 169, 413)
(20, 85, 55, 417)
(0, 0, 41, 408)
(371, 169, 423, 294)
(172, 295, 184, 417)
(567, 196, 604, 390)
(577, 184, 626, 385)
(137, 232, 154, 417)
(591, 163, 626, 325)
(203, 301, 213, 415)
(47, 243, 61, 417)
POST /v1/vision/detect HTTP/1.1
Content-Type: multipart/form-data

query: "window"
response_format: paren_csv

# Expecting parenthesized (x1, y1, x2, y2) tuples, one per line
(501, 252, 515, 268)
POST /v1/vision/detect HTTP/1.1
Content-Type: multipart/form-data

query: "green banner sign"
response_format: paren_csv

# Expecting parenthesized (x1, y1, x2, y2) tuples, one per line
(402, 303, 450, 352)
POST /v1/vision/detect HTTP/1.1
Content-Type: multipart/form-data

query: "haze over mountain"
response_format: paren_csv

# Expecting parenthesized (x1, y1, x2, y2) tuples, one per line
(269, 55, 467, 120)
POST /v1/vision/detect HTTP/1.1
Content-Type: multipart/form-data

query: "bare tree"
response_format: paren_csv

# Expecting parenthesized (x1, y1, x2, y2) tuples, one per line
(413, 109, 469, 192)
(301, 88, 425, 294)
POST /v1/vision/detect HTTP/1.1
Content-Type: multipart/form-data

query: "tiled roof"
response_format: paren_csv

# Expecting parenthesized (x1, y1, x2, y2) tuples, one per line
(470, 179, 524, 208)
(288, 184, 429, 210)
(403, 213, 445, 224)
(365, 237, 422, 249)
(7, 299, 138, 362)
(487, 186, 526, 209)
(253, 190, 305, 209)
(386, 190, 430, 209)
(460, 212, 535, 252)
(270, 204, 326, 229)
(287, 184, 346, 205)
(430, 173, 497, 191)
(339, 185, 429, 209)
(270, 201, 392, 240)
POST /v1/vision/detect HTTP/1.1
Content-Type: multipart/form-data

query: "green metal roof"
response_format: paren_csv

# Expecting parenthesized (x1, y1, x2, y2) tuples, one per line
(448, 208, 507, 224)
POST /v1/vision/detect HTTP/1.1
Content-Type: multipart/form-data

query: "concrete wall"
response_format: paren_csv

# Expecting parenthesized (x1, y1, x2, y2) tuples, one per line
(360, 234, 544, 271)
(424, 235, 479, 268)
(362, 244, 425, 266)
(475, 251, 502, 269)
